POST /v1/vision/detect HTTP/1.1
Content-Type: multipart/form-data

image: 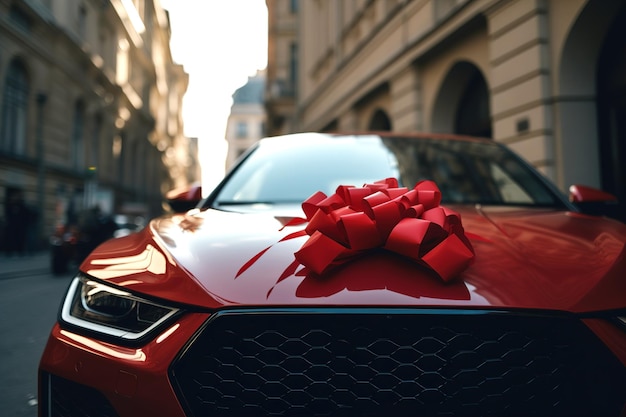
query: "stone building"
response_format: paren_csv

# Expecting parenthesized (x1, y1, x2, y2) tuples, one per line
(0, 0, 199, 251)
(265, 0, 626, 211)
(265, 0, 297, 136)
(225, 69, 266, 171)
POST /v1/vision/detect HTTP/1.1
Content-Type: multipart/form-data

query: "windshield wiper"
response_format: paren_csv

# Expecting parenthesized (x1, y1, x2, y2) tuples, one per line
(215, 200, 305, 205)
(214, 201, 276, 206)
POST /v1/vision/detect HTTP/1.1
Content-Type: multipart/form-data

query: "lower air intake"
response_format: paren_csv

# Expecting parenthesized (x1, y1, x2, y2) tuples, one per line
(42, 372, 119, 417)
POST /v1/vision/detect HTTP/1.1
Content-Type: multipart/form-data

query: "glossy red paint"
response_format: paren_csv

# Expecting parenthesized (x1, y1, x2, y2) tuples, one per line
(569, 184, 618, 203)
(81, 203, 626, 313)
(78, 223, 223, 308)
(582, 319, 626, 367)
(39, 312, 210, 416)
(165, 182, 202, 202)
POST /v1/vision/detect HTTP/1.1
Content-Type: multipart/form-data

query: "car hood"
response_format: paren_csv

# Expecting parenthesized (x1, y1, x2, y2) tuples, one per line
(82, 206, 626, 313)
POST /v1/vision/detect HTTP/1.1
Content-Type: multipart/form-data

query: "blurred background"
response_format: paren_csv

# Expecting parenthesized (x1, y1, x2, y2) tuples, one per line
(1, 0, 625, 256)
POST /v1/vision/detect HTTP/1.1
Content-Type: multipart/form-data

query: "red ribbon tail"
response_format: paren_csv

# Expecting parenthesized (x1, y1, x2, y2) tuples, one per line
(277, 258, 301, 284)
(236, 246, 271, 278)
(421, 234, 475, 282)
(294, 231, 350, 275)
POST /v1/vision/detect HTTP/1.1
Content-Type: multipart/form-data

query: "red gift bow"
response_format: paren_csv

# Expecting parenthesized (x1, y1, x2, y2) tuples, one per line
(292, 178, 474, 282)
(235, 178, 475, 294)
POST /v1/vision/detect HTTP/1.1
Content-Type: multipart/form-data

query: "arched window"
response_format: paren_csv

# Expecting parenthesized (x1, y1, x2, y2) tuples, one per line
(369, 109, 392, 131)
(432, 61, 491, 138)
(455, 71, 491, 138)
(559, 0, 625, 218)
(596, 2, 626, 217)
(1, 59, 30, 154)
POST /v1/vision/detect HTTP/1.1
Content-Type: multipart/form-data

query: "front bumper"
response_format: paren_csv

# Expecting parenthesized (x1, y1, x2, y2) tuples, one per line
(38, 312, 209, 417)
(39, 308, 626, 417)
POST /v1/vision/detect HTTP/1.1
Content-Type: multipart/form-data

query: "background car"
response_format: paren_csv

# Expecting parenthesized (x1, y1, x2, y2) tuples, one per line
(50, 209, 145, 274)
(39, 132, 626, 417)
(112, 214, 146, 238)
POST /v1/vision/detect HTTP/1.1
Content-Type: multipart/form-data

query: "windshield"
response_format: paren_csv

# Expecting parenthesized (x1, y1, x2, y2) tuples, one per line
(210, 134, 563, 209)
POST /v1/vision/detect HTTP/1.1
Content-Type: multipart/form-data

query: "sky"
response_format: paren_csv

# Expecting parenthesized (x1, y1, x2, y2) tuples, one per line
(159, 0, 268, 192)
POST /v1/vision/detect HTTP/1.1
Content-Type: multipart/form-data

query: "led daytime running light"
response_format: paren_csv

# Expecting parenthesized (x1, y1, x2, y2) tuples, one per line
(61, 275, 179, 342)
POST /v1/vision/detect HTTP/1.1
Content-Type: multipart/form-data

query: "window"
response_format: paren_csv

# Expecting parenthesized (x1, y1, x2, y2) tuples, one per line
(434, 0, 469, 21)
(99, 27, 114, 71)
(115, 132, 125, 181)
(490, 163, 533, 203)
(236, 122, 248, 139)
(90, 114, 102, 169)
(72, 100, 86, 170)
(9, 5, 32, 32)
(289, 43, 298, 95)
(78, 4, 87, 39)
(131, 139, 141, 190)
(1, 59, 30, 155)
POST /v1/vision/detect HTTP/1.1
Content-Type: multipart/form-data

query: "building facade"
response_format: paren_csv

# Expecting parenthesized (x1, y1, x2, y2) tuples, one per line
(265, 0, 297, 136)
(265, 0, 626, 212)
(225, 69, 266, 171)
(0, 0, 199, 251)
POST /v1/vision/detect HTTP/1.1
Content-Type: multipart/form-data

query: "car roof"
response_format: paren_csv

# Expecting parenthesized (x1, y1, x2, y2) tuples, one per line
(259, 131, 495, 146)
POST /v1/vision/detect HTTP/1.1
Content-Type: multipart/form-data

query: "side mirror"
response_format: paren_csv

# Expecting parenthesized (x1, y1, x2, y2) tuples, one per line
(569, 184, 617, 204)
(166, 183, 202, 213)
(568, 184, 621, 220)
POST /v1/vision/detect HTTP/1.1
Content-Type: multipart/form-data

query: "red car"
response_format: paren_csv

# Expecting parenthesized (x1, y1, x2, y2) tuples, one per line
(39, 133, 626, 417)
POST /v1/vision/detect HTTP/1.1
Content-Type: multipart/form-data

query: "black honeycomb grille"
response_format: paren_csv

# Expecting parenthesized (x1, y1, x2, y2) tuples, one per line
(42, 372, 119, 417)
(170, 310, 626, 417)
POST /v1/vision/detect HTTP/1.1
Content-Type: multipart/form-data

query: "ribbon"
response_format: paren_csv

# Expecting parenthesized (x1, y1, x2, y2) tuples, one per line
(292, 178, 474, 282)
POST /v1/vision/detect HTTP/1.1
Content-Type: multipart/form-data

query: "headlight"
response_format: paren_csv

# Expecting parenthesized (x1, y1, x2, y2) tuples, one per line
(60, 274, 180, 344)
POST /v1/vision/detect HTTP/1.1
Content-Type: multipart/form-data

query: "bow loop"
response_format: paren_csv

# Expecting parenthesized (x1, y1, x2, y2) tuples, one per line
(302, 191, 327, 219)
(296, 178, 474, 282)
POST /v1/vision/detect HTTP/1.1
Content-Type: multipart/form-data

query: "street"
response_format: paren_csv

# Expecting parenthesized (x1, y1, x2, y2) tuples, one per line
(0, 253, 74, 417)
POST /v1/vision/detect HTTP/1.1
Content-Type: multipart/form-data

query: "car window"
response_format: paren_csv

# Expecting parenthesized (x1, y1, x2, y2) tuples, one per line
(380, 136, 558, 206)
(490, 163, 533, 203)
(215, 136, 399, 204)
(211, 135, 561, 208)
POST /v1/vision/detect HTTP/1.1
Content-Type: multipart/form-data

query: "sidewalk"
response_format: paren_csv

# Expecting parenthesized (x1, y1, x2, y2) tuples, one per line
(0, 251, 51, 279)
